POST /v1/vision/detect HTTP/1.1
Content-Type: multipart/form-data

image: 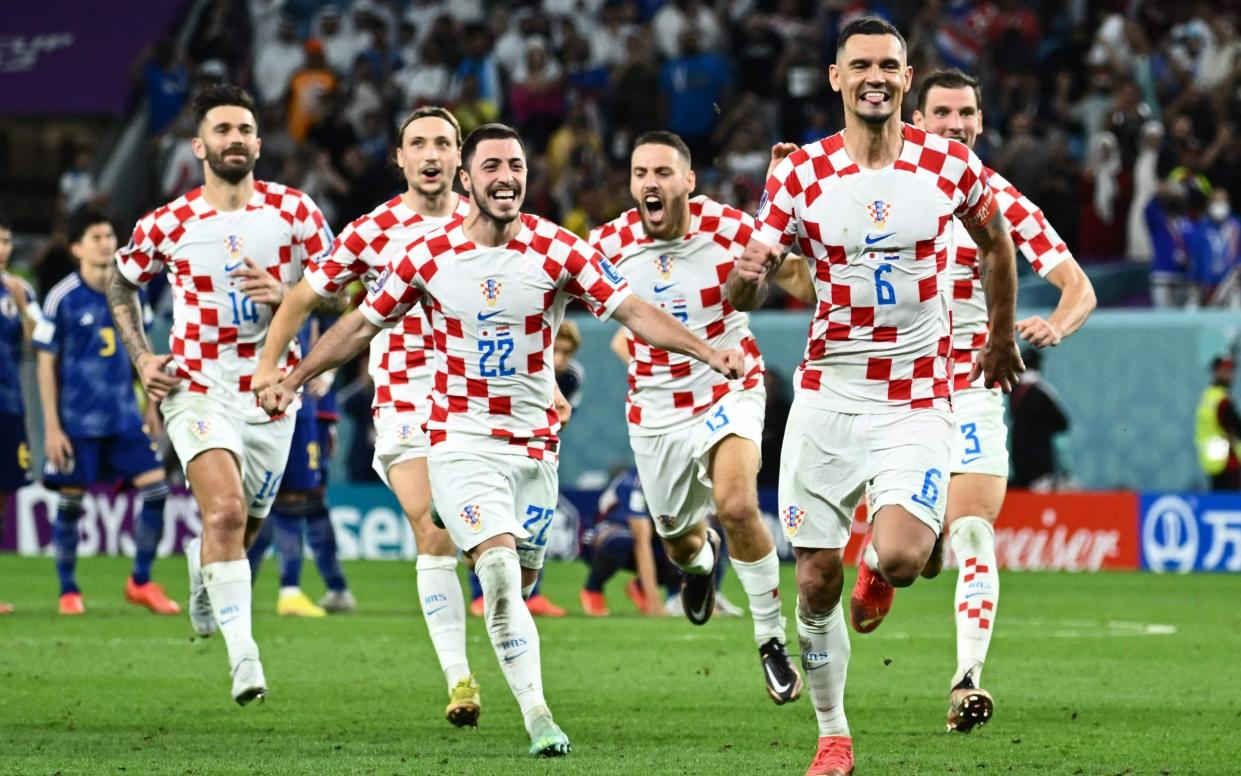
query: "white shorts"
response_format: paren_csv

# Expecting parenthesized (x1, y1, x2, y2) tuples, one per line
(427, 450, 558, 569)
(630, 388, 764, 538)
(778, 403, 952, 549)
(371, 408, 431, 486)
(949, 387, 1009, 477)
(161, 392, 296, 520)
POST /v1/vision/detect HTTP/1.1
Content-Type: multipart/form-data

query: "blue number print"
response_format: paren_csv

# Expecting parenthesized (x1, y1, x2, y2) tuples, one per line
(522, 505, 554, 547)
(874, 264, 896, 305)
(910, 468, 942, 509)
(229, 292, 260, 325)
(705, 404, 730, 433)
(478, 336, 516, 377)
(960, 422, 982, 457)
(250, 469, 284, 508)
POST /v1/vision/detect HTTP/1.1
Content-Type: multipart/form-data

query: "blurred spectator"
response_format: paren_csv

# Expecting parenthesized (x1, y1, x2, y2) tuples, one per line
(1009, 349, 1070, 492)
(394, 36, 453, 108)
(510, 39, 566, 150)
(609, 31, 661, 156)
(590, 2, 638, 69)
(58, 148, 98, 216)
(287, 40, 338, 143)
(140, 40, 190, 136)
(452, 24, 503, 114)
(1077, 131, 1131, 261)
(659, 29, 732, 165)
(652, 0, 724, 59)
(1189, 189, 1241, 308)
(1196, 355, 1241, 491)
(453, 73, 501, 135)
(188, 0, 251, 74)
(253, 14, 303, 106)
(1127, 120, 1165, 262)
(316, 6, 366, 76)
(1145, 182, 1196, 309)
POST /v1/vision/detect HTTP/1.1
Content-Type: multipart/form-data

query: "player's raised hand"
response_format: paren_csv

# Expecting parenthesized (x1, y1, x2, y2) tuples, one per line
(250, 362, 282, 396)
(708, 348, 746, 380)
(1015, 316, 1063, 349)
(971, 337, 1025, 393)
(232, 258, 285, 305)
(44, 427, 74, 472)
(136, 353, 183, 402)
(737, 240, 779, 285)
(766, 142, 798, 179)
(259, 380, 297, 417)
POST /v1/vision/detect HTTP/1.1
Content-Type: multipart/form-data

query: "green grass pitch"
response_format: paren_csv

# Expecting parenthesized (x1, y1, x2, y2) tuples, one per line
(1, 556, 1238, 775)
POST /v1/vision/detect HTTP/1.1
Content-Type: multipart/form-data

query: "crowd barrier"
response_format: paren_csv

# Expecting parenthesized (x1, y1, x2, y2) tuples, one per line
(3, 485, 1238, 573)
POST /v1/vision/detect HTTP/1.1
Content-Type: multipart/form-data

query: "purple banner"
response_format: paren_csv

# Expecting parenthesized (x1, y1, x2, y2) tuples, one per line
(0, 1, 190, 114)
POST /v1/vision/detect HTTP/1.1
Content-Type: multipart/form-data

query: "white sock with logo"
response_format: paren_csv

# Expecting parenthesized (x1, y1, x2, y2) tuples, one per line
(949, 516, 998, 689)
(475, 546, 549, 733)
(677, 533, 715, 576)
(730, 550, 786, 645)
(202, 559, 259, 670)
(797, 600, 851, 738)
(416, 554, 470, 689)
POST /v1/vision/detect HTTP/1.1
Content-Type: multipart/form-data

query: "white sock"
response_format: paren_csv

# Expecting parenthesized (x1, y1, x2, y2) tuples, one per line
(186, 537, 204, 591)
(416, 554, 471, 689)
(677, 533, 715, 576)
(475, 546, 549, 734)
(203, 559, 260, 670)
(949, 516, 998, 689)
(862, 541, 880, 572)
(730, 550, 786, 645)
(797, 600, 851, 738)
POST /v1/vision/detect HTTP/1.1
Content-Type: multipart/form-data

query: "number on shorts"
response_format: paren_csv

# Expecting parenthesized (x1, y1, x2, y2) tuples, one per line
(911, 468, 942, 509)
(874, 261, 896, 306)
(705, 404, 730, 433)
(522, 505, 554, 547)
(251, 469, 284, 507)
(229, 292, 260, 326)
(478, 336, 516, 377)
(960, 422, 981, 457)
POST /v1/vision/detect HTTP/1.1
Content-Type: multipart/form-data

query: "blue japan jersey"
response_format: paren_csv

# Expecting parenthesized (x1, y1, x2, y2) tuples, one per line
(595, 467, 648, 529)
(33, 273, 149, 437)
(0, 275, 36, 416)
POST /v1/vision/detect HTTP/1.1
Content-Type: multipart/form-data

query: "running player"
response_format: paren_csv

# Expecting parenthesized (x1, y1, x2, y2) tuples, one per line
(0, 211, 35, 614)
(259, 123, 744, 757)
(35, 207, 178, 616)
(109, 84, 333, 705)
(589, 130, 813, 704)
(250, 107, 484, 726)
(910, 68, 1096, 731)
(730, 18, 1023, 775)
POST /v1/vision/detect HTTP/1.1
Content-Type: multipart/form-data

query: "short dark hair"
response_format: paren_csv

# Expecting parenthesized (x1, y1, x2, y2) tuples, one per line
(917, 68, 982, 113)
(460, 123, 525, 170)
(633, 130, 692, 167)
(836, 16, 906, 54)
(192, 83, 258, 130)
(0, 211, 10, 233)
(67, 207, 113, 245)
(398, 106, 463, 148)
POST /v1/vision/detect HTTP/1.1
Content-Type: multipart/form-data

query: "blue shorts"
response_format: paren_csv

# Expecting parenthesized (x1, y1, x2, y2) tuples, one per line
(0, 412, 33, 491)
(280, 413, 324, 493)
(43, 424, 162, 489)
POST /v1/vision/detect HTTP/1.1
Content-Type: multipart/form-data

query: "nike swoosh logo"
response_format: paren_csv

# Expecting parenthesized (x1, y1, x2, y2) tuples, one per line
(653, 283, 678, 293)
(503, 650, 528, 663)
(858, 616, 882, 629)
(219, 616, 238, 626)
(764, 663, 791, 693)
(804, 662, 830, 672)
(864, 232, 896, 245)
(960, 455, 983, 465)
(477, 310, 505, 321)
(425, 605, 447, 616)
(224, 261, 245, 272)
(687, 597, 711, 622)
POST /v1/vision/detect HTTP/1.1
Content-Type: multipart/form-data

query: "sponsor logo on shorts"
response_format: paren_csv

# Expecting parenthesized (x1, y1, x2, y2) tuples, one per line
(782, 505, 805, 537)
(460, 504, 483, 533)
(190, 419, 211, 441)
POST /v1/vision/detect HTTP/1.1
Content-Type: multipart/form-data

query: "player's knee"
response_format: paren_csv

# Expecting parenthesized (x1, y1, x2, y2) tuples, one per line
(713, 491, 757, 529)
(877, 552, 923, 588)
(202, 494, 247, 535)
(57, 490, 86, 520)
(796, 557, 843, 608)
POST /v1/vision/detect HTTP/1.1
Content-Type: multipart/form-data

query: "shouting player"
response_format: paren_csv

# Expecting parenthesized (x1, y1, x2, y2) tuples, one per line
(36, 208, 178, 616)
(590, 130, 813, 704)
(109, 84, 333, 705)
(911, 68, 1096, 731)
(251, 107, 484, 725)
(260, 123, 745, 757)
(730, 18, 1023, 775)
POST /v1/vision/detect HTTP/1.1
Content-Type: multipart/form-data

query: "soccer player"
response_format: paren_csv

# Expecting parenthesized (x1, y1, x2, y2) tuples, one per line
(0, 211, 36, 614)
(259, 123, 745, 757)
(35, 208, 179, 616)
(589, 130, 814, 705)
(730, 18, 1024, 775)
(911, 68, 1095, 731)
(108, 84, 333, 705)
(249, 107, 484, 725)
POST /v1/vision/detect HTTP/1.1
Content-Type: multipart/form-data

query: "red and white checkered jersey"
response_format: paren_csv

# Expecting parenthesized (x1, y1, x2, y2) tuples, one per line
(949, 168, 1071, 391)
(754, 124, 997, 413)
(589, 195, 764, 435)
(115, 182, 332, 422)
(306, 194, 470, 417)
(359, 212, 632, 461)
